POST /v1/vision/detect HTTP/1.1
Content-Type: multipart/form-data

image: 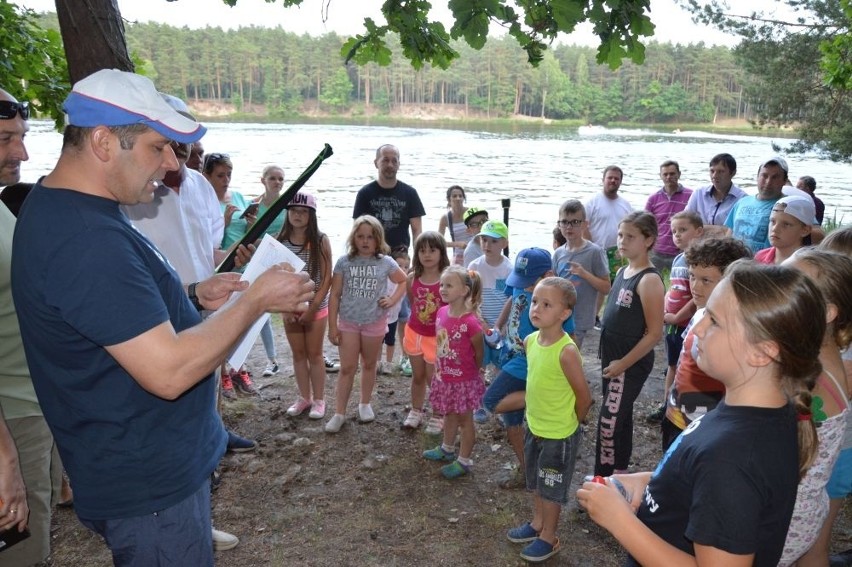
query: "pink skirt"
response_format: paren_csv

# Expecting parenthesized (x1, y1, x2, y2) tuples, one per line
(429, 374, 486, 415)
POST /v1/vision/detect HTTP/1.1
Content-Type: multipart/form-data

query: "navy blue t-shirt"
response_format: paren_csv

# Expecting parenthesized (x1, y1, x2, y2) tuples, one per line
(12, 184, 226, 520)
(352, 180, 425, 249)
(627, 401, 797, 566)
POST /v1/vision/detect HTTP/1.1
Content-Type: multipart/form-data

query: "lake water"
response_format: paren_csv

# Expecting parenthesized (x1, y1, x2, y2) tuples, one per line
(22, 121, 851, 255)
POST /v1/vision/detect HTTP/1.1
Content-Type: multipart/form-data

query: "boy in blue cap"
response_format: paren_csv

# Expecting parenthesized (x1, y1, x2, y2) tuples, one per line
(483, 247, 575, 488)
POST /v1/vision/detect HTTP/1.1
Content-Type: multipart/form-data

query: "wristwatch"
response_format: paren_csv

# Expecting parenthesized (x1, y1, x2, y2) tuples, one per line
(187, 282, 203, 311)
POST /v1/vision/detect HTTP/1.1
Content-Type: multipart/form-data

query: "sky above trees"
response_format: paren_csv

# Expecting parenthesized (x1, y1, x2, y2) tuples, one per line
(18, 0, 794, 47)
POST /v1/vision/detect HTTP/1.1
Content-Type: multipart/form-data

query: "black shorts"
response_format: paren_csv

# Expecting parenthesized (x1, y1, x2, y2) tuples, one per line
(384, 320, 398, 346)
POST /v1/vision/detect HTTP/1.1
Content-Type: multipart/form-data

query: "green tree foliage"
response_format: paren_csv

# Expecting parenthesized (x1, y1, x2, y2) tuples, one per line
(319, 68, 354, 111)
(117, 21, 745, 124)
(681, 0, 852, 161)
(0, 2, 68, 126)
(212, 0, 655, 70)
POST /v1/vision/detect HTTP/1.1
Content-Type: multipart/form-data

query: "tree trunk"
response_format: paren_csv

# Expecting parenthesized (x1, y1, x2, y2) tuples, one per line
(55, 0, 133, 83)
(365, 71, 371, 107)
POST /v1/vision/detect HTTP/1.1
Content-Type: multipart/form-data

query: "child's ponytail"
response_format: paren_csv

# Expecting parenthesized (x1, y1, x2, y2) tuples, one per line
(442, 265, 483, 321)
(726, 261, 825, 481)
(787, 376, 819, 480)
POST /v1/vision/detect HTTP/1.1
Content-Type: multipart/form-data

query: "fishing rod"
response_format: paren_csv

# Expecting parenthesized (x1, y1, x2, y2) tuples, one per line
(216, 143, 333, 273)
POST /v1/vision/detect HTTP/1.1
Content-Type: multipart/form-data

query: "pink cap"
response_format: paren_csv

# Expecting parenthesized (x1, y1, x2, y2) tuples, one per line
(285, 191, 317, 210)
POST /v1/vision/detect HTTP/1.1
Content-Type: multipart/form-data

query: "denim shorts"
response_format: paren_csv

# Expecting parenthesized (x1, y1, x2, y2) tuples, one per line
(524, 427, 582, 504)
(482, 341, 502, 368)
(482, 370, 525, 427)
(398, 296, 411, 322)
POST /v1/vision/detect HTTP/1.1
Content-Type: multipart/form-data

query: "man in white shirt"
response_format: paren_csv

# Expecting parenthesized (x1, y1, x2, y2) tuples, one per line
(584, 165, 633, 322)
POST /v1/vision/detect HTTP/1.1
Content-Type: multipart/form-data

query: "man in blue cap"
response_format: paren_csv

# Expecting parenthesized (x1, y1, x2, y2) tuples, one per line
(11, 69, 315, 566)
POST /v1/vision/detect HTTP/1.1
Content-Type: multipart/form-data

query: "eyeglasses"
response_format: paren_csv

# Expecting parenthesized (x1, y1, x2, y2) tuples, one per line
(0, 101, 30, 120)
(557, 219, 584, 228)
(202, 152, 230, 169)
(467, 220, 486, 228)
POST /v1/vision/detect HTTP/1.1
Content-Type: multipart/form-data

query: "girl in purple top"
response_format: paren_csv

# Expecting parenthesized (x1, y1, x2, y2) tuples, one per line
(423, 266, 485, 479)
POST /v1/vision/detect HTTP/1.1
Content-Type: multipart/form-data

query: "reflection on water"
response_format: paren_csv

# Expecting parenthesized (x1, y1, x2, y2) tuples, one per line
(22, 121, 851, 255)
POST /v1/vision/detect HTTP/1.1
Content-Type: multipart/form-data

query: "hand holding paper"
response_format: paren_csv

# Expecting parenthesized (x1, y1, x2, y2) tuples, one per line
(222, 234, 311, 368)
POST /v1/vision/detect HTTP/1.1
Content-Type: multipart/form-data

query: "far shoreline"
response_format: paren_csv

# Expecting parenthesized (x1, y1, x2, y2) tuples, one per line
(187, 100, 798, 140)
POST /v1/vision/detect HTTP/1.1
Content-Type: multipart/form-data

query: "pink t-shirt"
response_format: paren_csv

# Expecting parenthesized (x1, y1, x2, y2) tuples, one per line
(407, 277, 443, 337)
(435, 307, 483, 383)
(754, 247, 777, 265)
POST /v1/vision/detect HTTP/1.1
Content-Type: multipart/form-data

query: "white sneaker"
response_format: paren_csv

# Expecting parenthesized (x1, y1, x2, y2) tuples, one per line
(425, 416, 444, 435)
(309, 399, 326, 419)
(324, 413, 346, 433)
(402, 409, 422, 429)
(324, 356, 340, 373)
(212, 527, 239, 551)
(358, 403, 375, 423)
(262, 362, 279, 377)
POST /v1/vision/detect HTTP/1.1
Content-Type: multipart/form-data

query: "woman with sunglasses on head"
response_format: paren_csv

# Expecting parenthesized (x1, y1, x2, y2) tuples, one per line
(437, 185, 471, 265)
(203, 153, 259, 398)
(203, 153, 256, 254)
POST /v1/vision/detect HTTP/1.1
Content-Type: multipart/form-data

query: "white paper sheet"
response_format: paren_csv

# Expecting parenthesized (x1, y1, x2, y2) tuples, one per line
(220, 234, 306, 369)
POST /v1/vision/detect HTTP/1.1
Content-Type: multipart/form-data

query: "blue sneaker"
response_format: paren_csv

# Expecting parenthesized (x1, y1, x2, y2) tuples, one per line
(473, 407, 488, 424)
(440, 460, 470, 479)
(506, 522, 539, 543)
(520, 538, 560, 563)
(226, 430, 257, 453)
(423, 445, 456, 462)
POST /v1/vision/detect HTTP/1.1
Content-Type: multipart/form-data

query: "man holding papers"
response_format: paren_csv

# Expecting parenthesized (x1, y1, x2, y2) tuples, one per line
(11, 70, 314, 565)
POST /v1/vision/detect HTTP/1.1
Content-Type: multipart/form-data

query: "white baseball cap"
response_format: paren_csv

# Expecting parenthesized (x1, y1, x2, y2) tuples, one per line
(773, 195, 817, 225)
(63, 69, 206, 143)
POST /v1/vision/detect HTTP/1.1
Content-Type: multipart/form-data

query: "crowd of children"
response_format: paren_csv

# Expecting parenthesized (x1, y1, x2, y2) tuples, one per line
(230, 177, 851, 565)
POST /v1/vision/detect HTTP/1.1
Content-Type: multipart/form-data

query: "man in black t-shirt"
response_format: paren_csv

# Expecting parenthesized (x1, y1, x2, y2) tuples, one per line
(352, 144, 425, 249)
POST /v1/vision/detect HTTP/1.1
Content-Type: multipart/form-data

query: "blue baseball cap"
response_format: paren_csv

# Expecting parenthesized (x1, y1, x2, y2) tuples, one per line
(506, 247, 552, 288)
(63, 69, 206, 144)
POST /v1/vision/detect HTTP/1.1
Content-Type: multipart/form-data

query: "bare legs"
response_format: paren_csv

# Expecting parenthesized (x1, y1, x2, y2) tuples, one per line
(333, 332, 383, 414)
(284, 316, 328, 403)
(409, 355, 433, 411)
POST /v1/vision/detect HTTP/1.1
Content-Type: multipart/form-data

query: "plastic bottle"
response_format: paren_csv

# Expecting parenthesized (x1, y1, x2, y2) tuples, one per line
(586, 475, 632, 502)
(485, 328, 502, 349)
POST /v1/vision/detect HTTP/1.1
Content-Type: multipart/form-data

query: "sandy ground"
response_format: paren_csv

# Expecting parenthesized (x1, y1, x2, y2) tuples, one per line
(45, 321, 852, 566)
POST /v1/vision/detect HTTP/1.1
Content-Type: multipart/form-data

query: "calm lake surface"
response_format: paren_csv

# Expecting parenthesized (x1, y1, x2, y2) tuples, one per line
(22, 121, 851, 255)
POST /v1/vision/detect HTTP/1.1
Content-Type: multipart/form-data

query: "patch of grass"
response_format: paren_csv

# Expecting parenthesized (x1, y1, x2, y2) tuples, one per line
(823, 209, 846, 234)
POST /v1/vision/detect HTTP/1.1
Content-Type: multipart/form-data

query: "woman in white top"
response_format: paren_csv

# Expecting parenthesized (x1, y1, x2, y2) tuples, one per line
(438, 185, 471, 265)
